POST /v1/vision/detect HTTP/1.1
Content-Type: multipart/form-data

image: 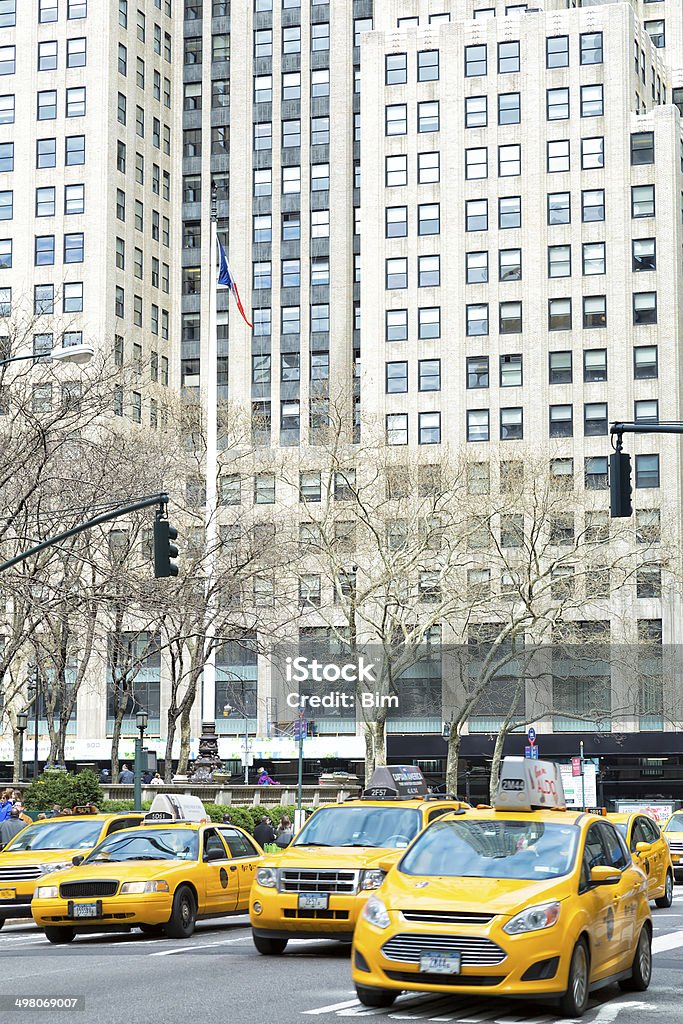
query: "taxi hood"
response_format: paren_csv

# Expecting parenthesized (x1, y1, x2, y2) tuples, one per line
(34, 859, 191, 887)
(263, 845, 396, 870)
(0, 849, 81, 867)
(381, 871, 573, 917)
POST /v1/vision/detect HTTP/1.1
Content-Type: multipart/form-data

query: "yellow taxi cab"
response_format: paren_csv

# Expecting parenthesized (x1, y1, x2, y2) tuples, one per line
(0, 807, 144, 930)
(607, 812, 674, 908)
(31, 795, 263, 944)
(662, 810, 683, 881)
(352, 757, 652, 1018)
(250, 766, 469, 955)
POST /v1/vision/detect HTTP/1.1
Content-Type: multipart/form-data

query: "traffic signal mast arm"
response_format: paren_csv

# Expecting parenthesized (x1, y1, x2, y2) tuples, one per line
(610, 421, 683, 518)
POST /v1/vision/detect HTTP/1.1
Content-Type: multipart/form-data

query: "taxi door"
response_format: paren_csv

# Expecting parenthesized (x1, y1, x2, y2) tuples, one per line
(630, 817, 656, 898)
(639, 816, 669, 898)
(200, 828, 239, 915)
(578, 824, 615, 980)
(218, 828, 260, 910)
(594, 821, 642, 964)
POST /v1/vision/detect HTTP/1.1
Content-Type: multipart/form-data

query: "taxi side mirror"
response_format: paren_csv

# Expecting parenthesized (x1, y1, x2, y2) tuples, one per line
(72, 855, 84, 866)
(635, 842, 652, 855)
(590, 865, 620, 886)
(204, 848, 225, 862)
(378, 853, 401, 873)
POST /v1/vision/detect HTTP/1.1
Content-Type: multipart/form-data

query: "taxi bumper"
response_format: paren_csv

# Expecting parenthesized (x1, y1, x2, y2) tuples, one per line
(250, 886, 370, 939)
(32, 894, 172, 929)
(0, 881, 42, 920)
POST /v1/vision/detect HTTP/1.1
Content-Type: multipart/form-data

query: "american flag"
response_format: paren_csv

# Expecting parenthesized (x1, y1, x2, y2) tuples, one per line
(216, 236, 253, 328)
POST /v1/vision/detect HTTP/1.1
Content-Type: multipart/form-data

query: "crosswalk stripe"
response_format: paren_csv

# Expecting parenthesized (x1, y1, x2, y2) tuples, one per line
(652, 927, 683, 954)
(303, 1000, 363, 1015)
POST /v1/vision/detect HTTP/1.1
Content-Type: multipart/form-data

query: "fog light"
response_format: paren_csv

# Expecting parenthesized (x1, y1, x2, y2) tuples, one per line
(252, 901, 262, 915)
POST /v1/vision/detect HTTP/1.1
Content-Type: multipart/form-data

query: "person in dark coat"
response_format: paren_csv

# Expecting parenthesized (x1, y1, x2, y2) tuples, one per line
(0, 808, 25, 846)
(142, 769, 154, 785)
(119, 765, 135, 783)
(253, 816, 276, 848)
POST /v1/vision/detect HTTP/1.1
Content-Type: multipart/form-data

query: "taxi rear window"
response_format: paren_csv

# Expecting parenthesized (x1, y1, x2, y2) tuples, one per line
(4, 820, 103, 852)
(400, 819, 579, 880)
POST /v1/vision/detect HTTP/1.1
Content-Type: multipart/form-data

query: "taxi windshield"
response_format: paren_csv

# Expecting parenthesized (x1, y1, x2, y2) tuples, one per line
(84, 829, 198, 863)
(614, 823, 628, 838)
(400, 819, 579, 880)
(293, 806, 421, 849)
(664, 813, 683, 832)
(4, 820, 103, 852)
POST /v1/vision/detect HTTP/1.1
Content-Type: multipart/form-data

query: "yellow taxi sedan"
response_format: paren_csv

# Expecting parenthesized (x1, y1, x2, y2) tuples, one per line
(352, 757, 652, 1018)
(31, 817, 263, 944)
(0, 811, 143, 929)
(662, 811, 683, 881)
(608, 812, 674, 908)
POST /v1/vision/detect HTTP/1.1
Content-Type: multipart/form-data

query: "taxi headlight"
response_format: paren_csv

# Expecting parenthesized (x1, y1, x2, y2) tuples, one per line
(361, 895, 390, 929)
(37, 862, 73, 876)
(360, 869, 385, 891)
(119, 881, 170, 894)
(35, 885, 58, 899)
(503, 901, 561, 935)
(256, 868, 278, 888)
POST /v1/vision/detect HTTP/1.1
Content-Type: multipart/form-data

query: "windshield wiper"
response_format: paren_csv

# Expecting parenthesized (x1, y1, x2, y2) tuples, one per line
(294, 842, 332, 847)
(341, 842, 379, 848)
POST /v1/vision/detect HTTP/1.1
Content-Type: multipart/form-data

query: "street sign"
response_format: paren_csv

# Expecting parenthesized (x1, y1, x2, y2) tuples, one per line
(530, 746, 538, 759)
(571, 756, 582, 777)
(527, 727, 536, 744)
(524, 746, 532, 758)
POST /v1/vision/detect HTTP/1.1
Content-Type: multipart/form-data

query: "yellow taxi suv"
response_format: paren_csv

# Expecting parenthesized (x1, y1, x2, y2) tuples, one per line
(662, 811, 683, 882)
(607, 812, 674, 908)
(31, 803, 263, 944)
(352, 757, 652, 1018)
(0, 809, 143, 930)
(250, 766, 469, 955)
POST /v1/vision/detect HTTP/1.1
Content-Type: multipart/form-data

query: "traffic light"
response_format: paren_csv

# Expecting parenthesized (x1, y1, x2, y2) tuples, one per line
(154, 515, 179, 577)
(610, 451, 632, 518)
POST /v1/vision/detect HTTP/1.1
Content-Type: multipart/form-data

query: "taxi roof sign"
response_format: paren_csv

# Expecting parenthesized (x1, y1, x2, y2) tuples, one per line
(495, 756, 566, 812)
(146, 793, 207, 822)
(362, 765, 428, 800)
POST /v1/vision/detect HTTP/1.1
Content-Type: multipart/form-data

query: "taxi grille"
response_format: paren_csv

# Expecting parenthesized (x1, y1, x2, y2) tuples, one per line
(668, 841, 683, 855)
(381, 933, 507, 966)
(60, 881, 118, 899)
(401, 910, 495, 926)
(279, 870, 358, 894)
(0, 866, 42, 881)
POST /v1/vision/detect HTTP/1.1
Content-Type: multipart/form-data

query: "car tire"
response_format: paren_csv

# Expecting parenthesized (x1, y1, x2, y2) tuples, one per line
(355, 985, 398, 1009)
(252, 934, 288, 955)
(164, 886, 197, 939)
(44, 927, 75, 945)
(619, 924, 652, 992)
(0, 918, 5, 931)
(558, 938, 590, 1018)
(138, 924, 165, 936)
(655, 872, 674, 908)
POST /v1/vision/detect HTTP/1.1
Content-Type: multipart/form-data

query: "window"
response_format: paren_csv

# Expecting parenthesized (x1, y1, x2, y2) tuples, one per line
(631, 132, 654, 165)
(581, 84, 603, 117)
(65, 184, 84, 214)
(584, 402, 607, 436)
(633, 292, 657, 325)
(466, 251, 488, 284)
(0, 237, 9, 269)
(500, 354, 522, 387)
(418, 307, 440, 339)
(311, 164, 329, 191)
(547, 87, 569, 120)
(386, 309, 408, 342)
(386, 257, 407, 290)
(37, 90, 57, 120)
(635, 454, 659, 489)
(418, 203, 440, 235)
(583, 295, 606, 328)
(549, 351, 572, 385)
(311, 23, 329, 52)
(418, 152, 439, 184)
(0, 0, 15, 27)
(384, 156, 407, 191)
(254, 123, 271, 150)
(282, 26, 300, 55)
(499, 301, 521, 333)
(467, 409, 489, 442)
(636, 510, 660, 545)
(549, 405, 573, 438)
(0, 95, 13, 125)
(466, 148, 487, 180)
(67, 38, 86, 67)
(467, 304, 488, 336)
(498, 93, 520, 125)
(635, 399, 659, 423)
(634, 345, 657, 380)
(547, 140, 570, 173)
(385, 53, 407, 85)
(632, 238, 656, 272)
(418, 100, 439, 132)
(282, 72, 300, 101)
(418, 255, 440, 287)
(498, 41, 520, 73)
(387, 413, 408, 445)
(386, 361, 408, 394)
(386, 206, 407, 238)
(584, 456, 608, 490)
(39, 0, 58, 21)
(35, 186, 55, 218)
(580, 32, 602, 65)
(0, 45, 14, 77)
(581, 137, 604, 170)
(418, 50, 439, 81)
(637, 565, 661, 599)
(498, 144, 521, 176)
(38, 41, 58, 72)
(64, 232, 84, 263)
(582, 189, 605, 222)
(632, 185, 654, 218)
(35, 235, 55, 265)
(499, 196, 521, 229)
(281, 306, 300, 334)
(465, 96, 487, 128)
(311, 70, 329, 97)
(419, 412, 441, 444)
(583, 349, 607, 383)
(418, 359, 440, 391)
(548, 192, 570, 225)
(645, 19, 665, 48)
(63, 282, 83, 312)
(549, 298, 571, 331)
(68, 0, 86, 16)
(546, 36, 569, 69)
(583, 242, 605, 276)
(548, 244, 571, 278)
(254, 474, 276, 504)
(282, 120, 300, 148)
(467, 356, 489, 389)
(386, 104, 407, 135)
(66, 87, 86, 117)
(466, 199, 488, 231)
(465, 44, 487, 77)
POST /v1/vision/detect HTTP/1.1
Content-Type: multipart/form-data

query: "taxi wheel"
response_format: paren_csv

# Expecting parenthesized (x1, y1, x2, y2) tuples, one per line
(44, 927, 75, 945)
(655, 872, 674, 909)
(558, 938, 590, 1018)
(355, 985, 398, 1009)
(252, 935, 288, 955)
(164, 886, 197, 939)
(619, 924, 652, 992)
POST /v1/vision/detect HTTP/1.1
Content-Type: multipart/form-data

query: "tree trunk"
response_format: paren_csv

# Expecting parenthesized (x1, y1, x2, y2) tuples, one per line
(177, 709, 192, 778)
(164, 707, 178, 782)
(110, 699, 126, 783)
(370, 718, 387, 768)
(489, 727, 508, 804)
(363, 725, 375, 785)
(445, 730, 461, 796)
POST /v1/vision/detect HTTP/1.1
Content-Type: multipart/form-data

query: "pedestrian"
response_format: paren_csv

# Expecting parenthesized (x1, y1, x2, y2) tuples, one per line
(150, 772, 163, 786)
(51, 804, 62, 818)
(221, 813, 232, 824)
(119, 764, 135, 783)
(37, 812, 47, 820)
(0, 789, 12, 822)
(142, 769, 154, 785)
(99, 768, 110, 783)
(0, 808, 25, 846)
(257, 766, 279, 786)
(277, 815, 293, 845)
(253, 815, 276, 848)
(13, 801, 32, 825)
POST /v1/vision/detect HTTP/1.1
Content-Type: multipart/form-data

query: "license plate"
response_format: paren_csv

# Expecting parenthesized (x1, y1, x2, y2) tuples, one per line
(72, 903, 99, 919)
(0, 888, 15, 900)
(298, 893, 329, 910)
(420, 951, 462, 975)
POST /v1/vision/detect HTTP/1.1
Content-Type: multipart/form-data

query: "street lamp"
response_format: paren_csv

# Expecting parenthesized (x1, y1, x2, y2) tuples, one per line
(27, 668, 39, 781)
(134, 710, 149, 812)
(16, 712, 28, 783)
(0, 345, 95, 368)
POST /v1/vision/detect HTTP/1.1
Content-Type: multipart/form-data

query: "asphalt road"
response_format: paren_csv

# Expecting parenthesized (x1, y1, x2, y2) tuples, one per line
(0, 893, 682, 1024)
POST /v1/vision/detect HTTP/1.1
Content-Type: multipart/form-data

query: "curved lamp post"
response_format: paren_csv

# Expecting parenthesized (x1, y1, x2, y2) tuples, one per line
(16, 711, 28, 783)
(134, 710, 149, 811)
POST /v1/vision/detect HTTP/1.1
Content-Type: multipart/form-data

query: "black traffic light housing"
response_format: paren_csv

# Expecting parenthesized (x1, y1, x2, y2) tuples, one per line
(610, 449, 632, 518)
(154, 512, 179, 578)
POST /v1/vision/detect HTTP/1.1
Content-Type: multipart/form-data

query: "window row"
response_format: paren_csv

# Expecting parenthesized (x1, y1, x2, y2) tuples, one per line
(250, 351, 330, 386)
(115, 240, 170, 293)
(385, 359, 441, 393)
(386, 101, 440, 135)
(252, 257, 332, 289)
(463, 34, 602, 79)
(385, 49, 439, 85)
(36, 88, 86, 120)
(115, 193, 170, 244)
(461, 294, 658, 334)
(120, 47, 173, 108)
(113, 289, 170, 337)
(0, 282, 83, 314)
(250, 304, 330, 336)
(252, 210, 331, 243)
(34, 37, 87, 71)
(465, 239, 656, 283)
(463, 137, 606, 179)
(38, 0, 88, 21)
